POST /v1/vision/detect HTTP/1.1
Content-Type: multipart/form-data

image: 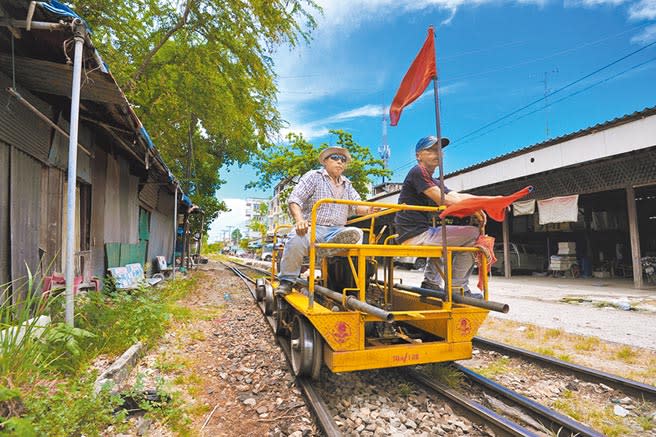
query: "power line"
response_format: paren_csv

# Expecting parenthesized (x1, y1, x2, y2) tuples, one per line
(450, 39, 656, 147)
(452, 55, 656, 149)
(390, 45, 656, 175)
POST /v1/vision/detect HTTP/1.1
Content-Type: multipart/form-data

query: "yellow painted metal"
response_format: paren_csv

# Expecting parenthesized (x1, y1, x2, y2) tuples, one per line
(271, 224, 293, 281)
(272, 198, 494, 373)
(324, 341, 473, 373)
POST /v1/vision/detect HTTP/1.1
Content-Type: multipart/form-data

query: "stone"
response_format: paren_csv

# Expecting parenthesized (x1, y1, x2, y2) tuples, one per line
(613, 405, 629, 417)
(406, 419, 417, 429)
(256, 406, 268, 414)
(243, 398, 256, 406)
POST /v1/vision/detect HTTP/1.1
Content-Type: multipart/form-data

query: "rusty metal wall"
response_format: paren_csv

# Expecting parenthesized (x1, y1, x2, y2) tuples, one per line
(0, 72, 52, 163)
(0, 142, 9, 289)
(147, 209, 174, 266)
(90, 145, 107, 277)
(104, 154, 121, 242)
(39, 166, 64, 274)
(139, 180, 159, 211)
(9, 147, 42, 302)
(48, 115, 92, 183)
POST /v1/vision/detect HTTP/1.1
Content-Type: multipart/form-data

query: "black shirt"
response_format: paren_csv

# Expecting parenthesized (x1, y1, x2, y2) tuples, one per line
(394, 164, 451, 243)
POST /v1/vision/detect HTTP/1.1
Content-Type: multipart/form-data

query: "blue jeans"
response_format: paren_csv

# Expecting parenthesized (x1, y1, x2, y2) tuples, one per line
(402, 226, 479, 292)
(279, 225, 363, 282)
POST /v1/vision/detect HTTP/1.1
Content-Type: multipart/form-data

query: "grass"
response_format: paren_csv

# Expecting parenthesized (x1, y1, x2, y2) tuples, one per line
(544, 328, 563, 339)
(574, 336, 600, 351)
(0, 271, 199, 436)
(476, 356, 511, 378)
(424, 364, 463, 389)
(615, 346, 638, 363)
(551, 394, 631, 437)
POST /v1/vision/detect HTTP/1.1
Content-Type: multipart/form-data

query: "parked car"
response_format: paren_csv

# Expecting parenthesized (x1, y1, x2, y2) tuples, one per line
(492, 243, 546, 273)
(394, 256, 427, 270)
(261, 243, 273, 261)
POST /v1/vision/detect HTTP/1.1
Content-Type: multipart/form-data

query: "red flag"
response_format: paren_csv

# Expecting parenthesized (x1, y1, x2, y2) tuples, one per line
(389, 28, 436, 126)
(439, 186, 534, 222)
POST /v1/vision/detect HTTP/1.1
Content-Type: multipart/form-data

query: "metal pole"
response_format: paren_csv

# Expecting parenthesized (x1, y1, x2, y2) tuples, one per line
(432, 76, 449, 300)
(65, 20, 85, 326)
(172, 184, 178, 280)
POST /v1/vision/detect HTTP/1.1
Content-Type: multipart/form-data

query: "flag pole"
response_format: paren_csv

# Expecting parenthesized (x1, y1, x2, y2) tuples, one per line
(430, 27, 450, 303)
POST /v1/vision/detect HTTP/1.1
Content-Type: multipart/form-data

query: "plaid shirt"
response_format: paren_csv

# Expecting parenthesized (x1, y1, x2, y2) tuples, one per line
(288, 168, 361, 226)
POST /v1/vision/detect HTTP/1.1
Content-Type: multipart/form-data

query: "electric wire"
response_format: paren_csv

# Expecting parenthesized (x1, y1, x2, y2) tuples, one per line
(390, 40, 656, 174)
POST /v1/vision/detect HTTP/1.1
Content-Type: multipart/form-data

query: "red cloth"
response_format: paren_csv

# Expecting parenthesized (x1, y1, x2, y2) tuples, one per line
(439, 186, 533, 223)
(475, 234, 497, 291)
(389, 28, 436, 126)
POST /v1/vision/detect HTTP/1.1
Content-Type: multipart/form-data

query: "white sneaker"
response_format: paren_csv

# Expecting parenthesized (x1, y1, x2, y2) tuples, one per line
(319, 228, 362, 257)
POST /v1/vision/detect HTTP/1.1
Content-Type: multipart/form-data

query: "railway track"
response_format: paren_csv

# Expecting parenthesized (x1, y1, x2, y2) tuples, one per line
(221, 260, 342, 437)
(473, 336, 656, 402)
(223, 259, 622, 436)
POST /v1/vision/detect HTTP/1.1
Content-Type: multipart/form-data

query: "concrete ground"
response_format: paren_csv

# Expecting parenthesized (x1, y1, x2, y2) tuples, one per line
(390, 268, 656, 350)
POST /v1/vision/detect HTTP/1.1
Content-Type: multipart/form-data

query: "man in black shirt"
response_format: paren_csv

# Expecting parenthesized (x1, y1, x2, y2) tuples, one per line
(394, 136, 487, 298)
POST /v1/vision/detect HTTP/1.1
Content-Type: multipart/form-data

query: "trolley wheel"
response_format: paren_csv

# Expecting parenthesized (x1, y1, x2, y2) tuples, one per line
(290, 315, 321, 378)
(310, 327, 323, 380)
(274, 297, 290, 336)
(255, 278, 265, 302)
(264, 283, 275, 316)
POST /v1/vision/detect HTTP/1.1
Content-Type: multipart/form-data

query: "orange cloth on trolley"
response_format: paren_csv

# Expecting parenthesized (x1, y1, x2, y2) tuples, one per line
(439, 186, 533, 223)
(474, 234, 497, 291)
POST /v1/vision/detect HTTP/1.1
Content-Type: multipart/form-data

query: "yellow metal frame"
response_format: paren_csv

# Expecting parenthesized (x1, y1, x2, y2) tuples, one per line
(271, 199, 491, 373)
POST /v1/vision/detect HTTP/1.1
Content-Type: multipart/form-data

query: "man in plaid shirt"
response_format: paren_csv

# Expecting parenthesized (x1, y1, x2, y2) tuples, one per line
(276, 146, 373, 295)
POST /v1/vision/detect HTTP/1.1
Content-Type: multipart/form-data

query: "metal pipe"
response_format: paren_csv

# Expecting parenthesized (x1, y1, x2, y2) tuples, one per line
(64, 20, 85, 326)
(172, 184, 178, 280)
(0, 18, 68, 31)
(295, 278, 394, 323)
(6, 87, 93, 157)
(378, 281, 509, 313)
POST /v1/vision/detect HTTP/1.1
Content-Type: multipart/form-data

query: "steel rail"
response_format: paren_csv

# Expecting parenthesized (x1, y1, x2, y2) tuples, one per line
(454, 364, 604, 437)
(221, 261, 342, 437)
(404, 368, 539, 437)
(473, 336, 656, 401)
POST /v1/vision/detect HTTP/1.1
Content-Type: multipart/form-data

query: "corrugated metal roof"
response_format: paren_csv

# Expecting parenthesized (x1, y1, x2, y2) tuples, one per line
(0, 0, 187, 197)
(447, 106, 656, 178)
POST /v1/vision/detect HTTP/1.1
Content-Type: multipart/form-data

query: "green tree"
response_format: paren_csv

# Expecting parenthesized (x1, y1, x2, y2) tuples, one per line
(74, 0, 320, 228)
(231, 228, 242, 244)
(247, 130, 391, 205)
(247, 202, 269, 243)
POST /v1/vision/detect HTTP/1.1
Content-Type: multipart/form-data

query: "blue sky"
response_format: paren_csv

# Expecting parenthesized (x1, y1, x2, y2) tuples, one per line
(209, 0, 656, 241)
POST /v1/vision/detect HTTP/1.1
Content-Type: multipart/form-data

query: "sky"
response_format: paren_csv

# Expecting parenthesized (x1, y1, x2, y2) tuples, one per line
(208, 0, 656, 242)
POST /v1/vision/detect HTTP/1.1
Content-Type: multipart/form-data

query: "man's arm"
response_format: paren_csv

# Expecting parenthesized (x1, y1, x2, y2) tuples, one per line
(288, 202, 309, 236)
(423, 187, 487, 227)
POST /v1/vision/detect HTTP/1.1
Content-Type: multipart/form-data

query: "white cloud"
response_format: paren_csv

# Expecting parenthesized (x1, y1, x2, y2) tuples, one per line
(631, 23, 656, 42)
(207, 198, 248, 242)
(629, 0, 656, 20)
(565, 0, 629, 6)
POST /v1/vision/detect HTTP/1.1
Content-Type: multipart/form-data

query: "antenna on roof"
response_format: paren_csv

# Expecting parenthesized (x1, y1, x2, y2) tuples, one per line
(378, 104, 391, 183)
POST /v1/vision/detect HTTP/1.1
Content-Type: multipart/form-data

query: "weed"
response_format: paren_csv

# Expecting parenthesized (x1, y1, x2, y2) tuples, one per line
(574, 336, 600, 351)
(544, 328, 562, 339)
(478, 357, 511, 378)
(425, 364, 463, 389)
(636, 415, 654, 431)
(535, 347, 555, 357)
(616, 346, 637, 363)
(397, 383, 413, 397)
(557, 354, 571, 362)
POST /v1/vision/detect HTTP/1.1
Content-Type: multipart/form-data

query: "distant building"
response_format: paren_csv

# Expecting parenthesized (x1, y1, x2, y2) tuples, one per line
(267, 177, 298, 233)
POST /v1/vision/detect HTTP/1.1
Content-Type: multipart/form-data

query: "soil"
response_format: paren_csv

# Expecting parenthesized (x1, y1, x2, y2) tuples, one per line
(116, 260, 317, 436)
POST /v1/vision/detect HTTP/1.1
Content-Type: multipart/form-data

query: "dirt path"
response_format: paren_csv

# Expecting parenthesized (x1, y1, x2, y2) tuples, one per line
(121, 260, 317, 436)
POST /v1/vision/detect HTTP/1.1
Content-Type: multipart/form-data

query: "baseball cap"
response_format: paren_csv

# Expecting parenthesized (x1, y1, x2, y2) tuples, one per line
(415, 136, 450, 153)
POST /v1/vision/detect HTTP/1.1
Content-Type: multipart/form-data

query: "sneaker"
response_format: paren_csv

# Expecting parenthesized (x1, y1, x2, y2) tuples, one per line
(320, 228, 363, 257)
(275, 280, 293, 296)
(420, 280, 444, 292)
(464, 290, 483, 300)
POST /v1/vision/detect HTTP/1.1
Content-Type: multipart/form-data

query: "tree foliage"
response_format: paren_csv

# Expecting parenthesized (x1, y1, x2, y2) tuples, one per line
(74, 0, 320, 226)
(247, 130, 392, 206)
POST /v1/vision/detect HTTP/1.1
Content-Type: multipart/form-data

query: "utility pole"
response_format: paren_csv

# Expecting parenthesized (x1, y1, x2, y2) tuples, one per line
(378, 104, 391, 184)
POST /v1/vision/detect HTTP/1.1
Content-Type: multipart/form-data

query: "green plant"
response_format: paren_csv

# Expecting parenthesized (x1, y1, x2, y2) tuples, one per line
(40, 323, 96, 373)
(397, 383, 413, 397)
(425, 364, 463, 389)
(616, 346, 637, 363)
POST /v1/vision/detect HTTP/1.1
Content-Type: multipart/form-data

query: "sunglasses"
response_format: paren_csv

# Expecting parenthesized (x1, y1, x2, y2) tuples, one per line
(328, 154, 347, 163)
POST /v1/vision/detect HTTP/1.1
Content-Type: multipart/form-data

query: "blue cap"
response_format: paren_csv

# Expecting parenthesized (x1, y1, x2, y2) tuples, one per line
(415, 136, 450, 153)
